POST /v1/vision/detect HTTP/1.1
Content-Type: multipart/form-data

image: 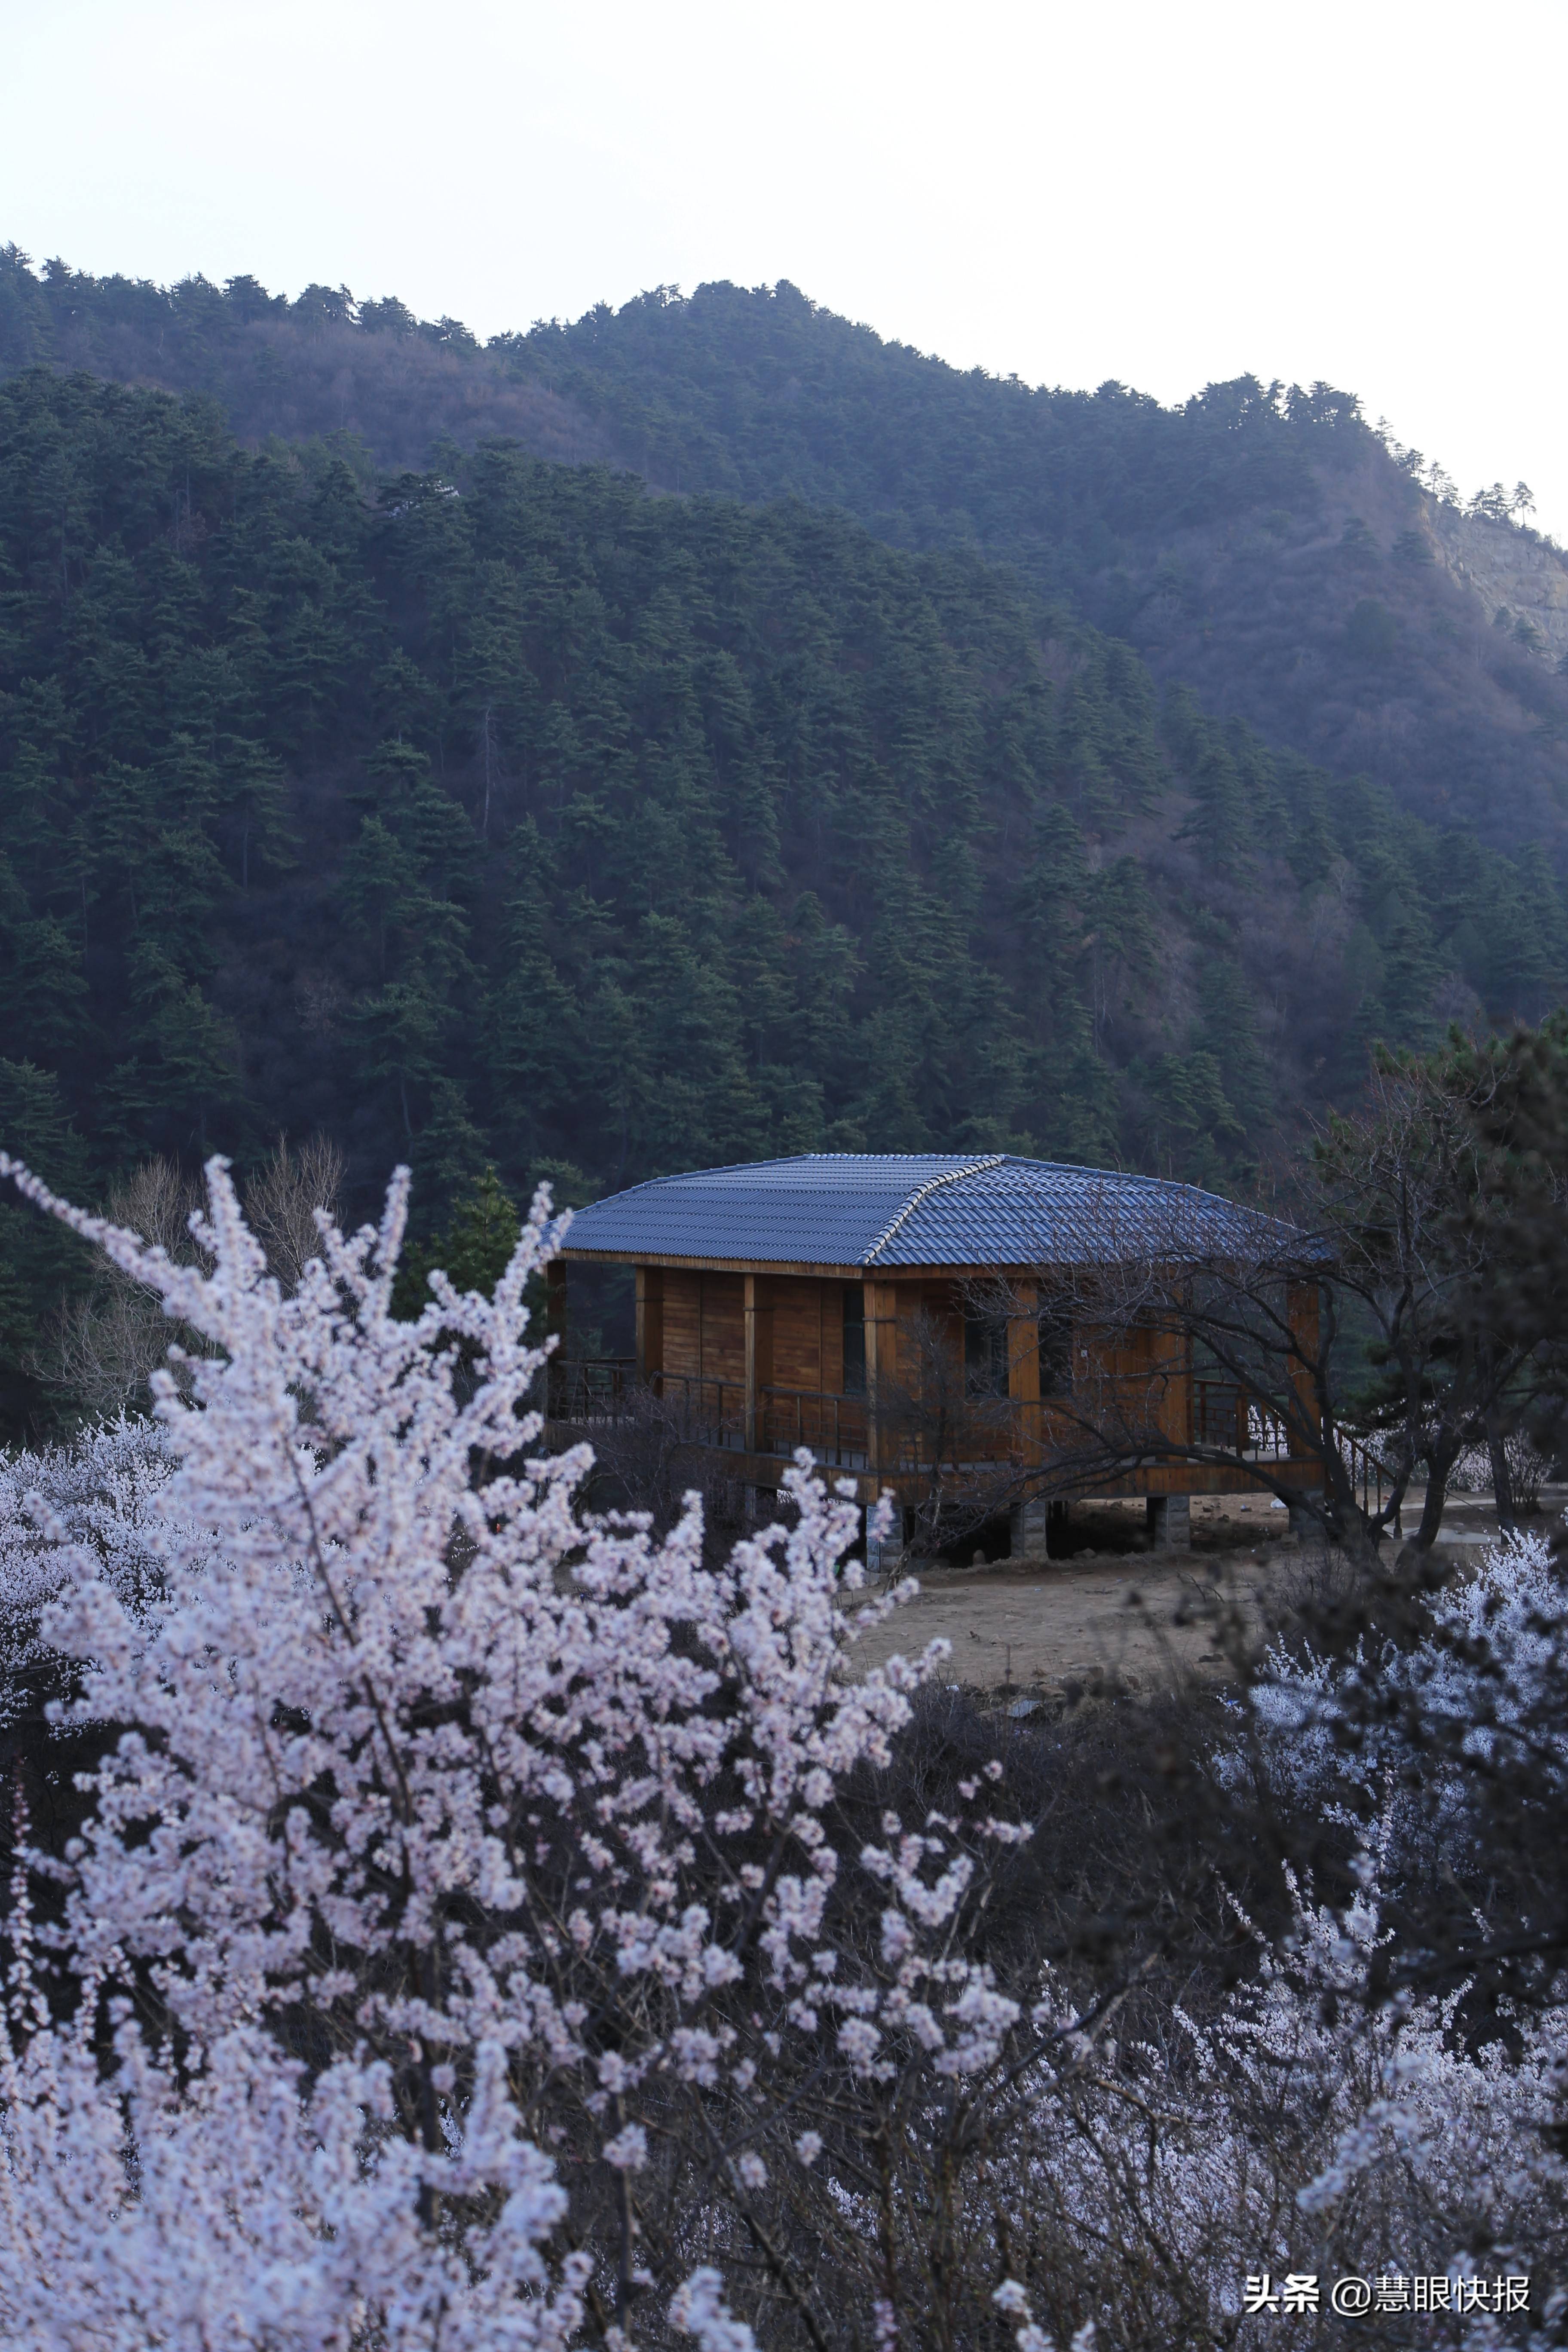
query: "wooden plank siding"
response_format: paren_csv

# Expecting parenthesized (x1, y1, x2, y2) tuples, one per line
(661, 1270, 703, 1381)
(1288, 1280, 1320, 1429)
(634, 1266, 663, 1379)
(771, 1278, 831, 1393)
(862, 1278, 901, 1477)
(699, 1274, 746, 1387)
(658, 1271, 748, 1384)
(1007, 1277, 1041, 1466)
(743, 1276, 773, 1449)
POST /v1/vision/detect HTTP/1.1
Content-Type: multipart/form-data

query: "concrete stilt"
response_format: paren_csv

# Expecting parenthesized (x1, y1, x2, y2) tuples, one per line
(1010, 1497, 1052, 1565)
(1287, 1499, 1316, 1544)
(1146, 1494, 1191, 1550)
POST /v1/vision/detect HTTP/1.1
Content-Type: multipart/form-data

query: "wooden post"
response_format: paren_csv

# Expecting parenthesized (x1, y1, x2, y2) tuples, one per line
(1179, 1299, 1194, 1449)
(1008, 1279, 1052, 1563)
(1163, 1318, 1192, 1447)
(743, 1274, 773, 1452)
(545, 1260, 566, 1415)
(862, 1277, 900, 1478)
(1286, 1279, 1322, 1456)
(635, 1265, 664, 1384)
(1007, 1276, 1041, 1464)
(862, 1277, 880, 1478)
(862, 1278, 898, 1576)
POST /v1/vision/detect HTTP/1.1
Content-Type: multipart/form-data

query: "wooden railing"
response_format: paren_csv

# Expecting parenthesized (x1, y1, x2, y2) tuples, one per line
(550, 1357, 636, 1418)
(551, 1367, 1004, 1468)
(550, 1361, 746, 1448)
(1194, 1379, 1316, 1463)
(1194, 1376, 1388, 1509)
(878, 1402, 1019, 1471)
(554, 1362, 1373, 1492)
(1193, 1378, 1247, 1452)
(1192, 1379, 1298, 1458)
(759, 1384, 869, 1467)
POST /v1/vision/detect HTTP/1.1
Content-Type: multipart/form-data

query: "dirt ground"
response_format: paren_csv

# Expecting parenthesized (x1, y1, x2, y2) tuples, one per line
(846, 1488, 1537, 1704)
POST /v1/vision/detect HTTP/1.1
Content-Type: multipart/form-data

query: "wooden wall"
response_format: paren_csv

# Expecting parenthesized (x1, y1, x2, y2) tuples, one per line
(623, 1264, 1319, 1493)
(654, 1269, 746, 1387)
(770, 1278, 837, 1393)
(646, 1274, 1197, 1437)
(1034, 1318, 1188, 1451)
(649, 1272, 861, 1396)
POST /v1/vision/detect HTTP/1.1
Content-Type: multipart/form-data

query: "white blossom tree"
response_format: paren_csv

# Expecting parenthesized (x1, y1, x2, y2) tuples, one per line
(0, 1155, 1058, 2352)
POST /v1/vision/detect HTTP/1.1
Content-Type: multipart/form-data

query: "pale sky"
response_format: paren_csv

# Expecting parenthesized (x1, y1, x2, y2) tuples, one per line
(4, 0, 1564, 536)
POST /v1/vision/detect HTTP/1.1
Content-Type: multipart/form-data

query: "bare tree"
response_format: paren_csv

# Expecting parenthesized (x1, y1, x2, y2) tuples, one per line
(949, 1043, 1566, 1569)
(34, 1138, 346, 1423)
(1311, 1041, 1568, 1543)
(549, 1369, 751, 1554)
(242, 1132, 346, 1291)
(946, 1229, 1379, 1564)
(34, 1158, 206, 1420)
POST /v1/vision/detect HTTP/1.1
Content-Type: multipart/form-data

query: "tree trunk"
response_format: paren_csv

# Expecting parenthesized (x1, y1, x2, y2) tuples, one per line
(1411, 1439, 1462, 1550)
(1487, 1412, 1516, 1533)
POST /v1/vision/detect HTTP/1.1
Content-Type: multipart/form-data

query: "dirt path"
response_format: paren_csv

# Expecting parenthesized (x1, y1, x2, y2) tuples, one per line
(848, 1549, 1281, 1700)
(845, 1489, 1524, 1701)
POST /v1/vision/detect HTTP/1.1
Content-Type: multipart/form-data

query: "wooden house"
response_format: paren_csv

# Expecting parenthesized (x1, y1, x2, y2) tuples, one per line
(552, 1152, 1324, 1556)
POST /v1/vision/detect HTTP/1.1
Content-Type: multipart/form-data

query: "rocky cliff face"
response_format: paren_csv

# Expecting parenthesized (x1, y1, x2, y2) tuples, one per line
(1430, 504, 1568, 665)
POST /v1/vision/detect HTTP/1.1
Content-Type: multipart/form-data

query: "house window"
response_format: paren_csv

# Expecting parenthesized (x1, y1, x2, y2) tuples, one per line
(1039, 1311, 1073, 1399)
(842, 1286, 865, 1395)
(964, 1310, 1009, 1398)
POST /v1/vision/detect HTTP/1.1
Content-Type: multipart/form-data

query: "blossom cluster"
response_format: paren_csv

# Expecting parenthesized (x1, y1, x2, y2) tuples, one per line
(1235, 1523, 1568, 1824)
(886, 1848, 1567, 2350)
(0, 1415, 183, 1728)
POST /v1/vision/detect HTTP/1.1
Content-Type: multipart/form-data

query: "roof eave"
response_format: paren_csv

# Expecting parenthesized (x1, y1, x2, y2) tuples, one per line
(557, 1246, 869, 1277)
(554, 1247, 1215, 1277)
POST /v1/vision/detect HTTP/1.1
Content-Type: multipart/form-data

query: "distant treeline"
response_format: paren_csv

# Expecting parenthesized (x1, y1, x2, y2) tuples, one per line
(0, 247, 1370, 597)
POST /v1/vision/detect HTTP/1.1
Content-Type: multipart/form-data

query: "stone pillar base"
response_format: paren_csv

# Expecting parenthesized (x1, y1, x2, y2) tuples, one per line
(1147, 1494, 1191, 1550)
(1010, 1497, 1052, 1564)
(865, 1496, 901, 1581)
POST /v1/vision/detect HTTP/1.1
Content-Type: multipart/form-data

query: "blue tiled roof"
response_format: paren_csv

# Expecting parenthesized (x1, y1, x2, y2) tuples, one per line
(557, 1154, 1292, 1270)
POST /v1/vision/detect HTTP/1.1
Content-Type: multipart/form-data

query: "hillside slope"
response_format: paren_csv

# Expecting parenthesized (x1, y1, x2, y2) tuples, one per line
(512, 283, 1568, 856)
(7, 252, 1566, 859)
(3, 369, 1565, 1435)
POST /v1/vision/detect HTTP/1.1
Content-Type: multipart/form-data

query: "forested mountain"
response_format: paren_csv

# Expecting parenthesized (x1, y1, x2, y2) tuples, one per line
(2, 252, 1568, 1437)
(6, 250, 1567, 856)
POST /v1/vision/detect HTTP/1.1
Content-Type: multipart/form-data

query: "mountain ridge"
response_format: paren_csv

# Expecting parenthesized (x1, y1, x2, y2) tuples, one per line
(6, 251, 1565, 866)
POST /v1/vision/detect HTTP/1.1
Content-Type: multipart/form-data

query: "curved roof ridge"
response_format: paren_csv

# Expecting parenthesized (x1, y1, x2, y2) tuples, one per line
(861, 1154, 1007, 1266)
